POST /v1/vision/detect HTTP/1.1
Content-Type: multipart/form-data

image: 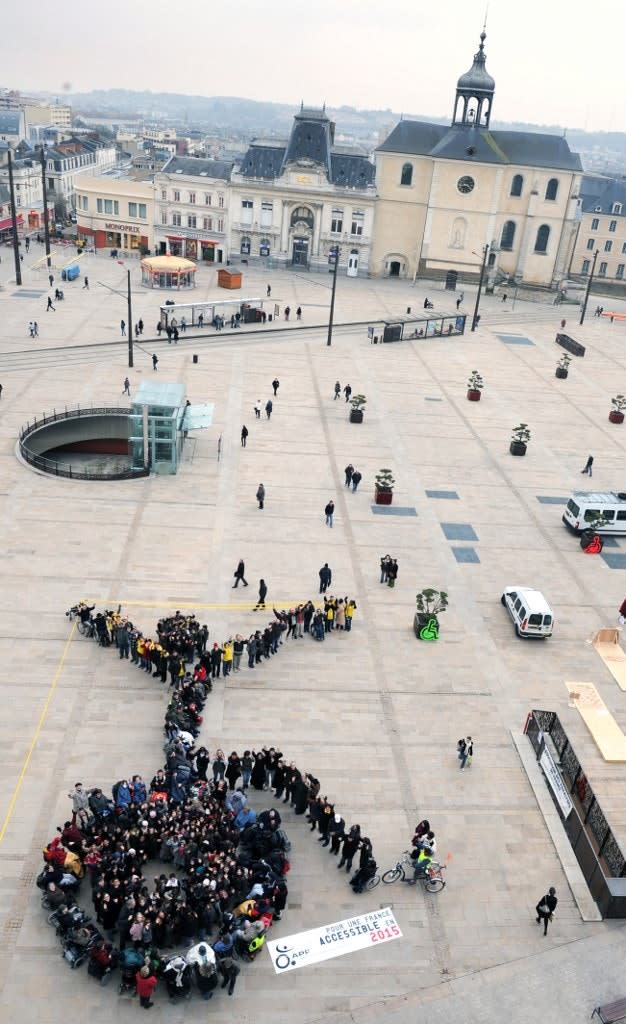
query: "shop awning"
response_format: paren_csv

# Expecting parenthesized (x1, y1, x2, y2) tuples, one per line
(166, 235, 183, 241)
(0, 214, 23, 231)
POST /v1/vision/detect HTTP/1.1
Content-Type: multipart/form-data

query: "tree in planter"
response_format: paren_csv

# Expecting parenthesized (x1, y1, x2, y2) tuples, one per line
(349, 394, 367, 423)
(510, 423, 531, 457)
(374, 468, 395, 505)
(609, 395, 626, 424)
(414, 587, 448, 641)
(467, 370, 484, 401)
(555, 353, 571, 379)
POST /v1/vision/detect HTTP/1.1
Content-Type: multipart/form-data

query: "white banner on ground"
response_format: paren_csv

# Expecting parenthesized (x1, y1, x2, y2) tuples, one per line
(266, 907, 402, 974)
(539, 746, 573, 818)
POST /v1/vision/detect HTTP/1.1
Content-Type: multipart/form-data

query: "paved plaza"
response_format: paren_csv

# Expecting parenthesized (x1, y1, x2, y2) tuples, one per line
(1, 248, 626, 1022)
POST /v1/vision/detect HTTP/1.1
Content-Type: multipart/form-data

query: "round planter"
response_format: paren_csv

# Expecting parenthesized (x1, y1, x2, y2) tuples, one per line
(609, 411, 624, 424)
(349, 409, 364, 424)
(509, 441, 527, 456)
(375, 490, 393, 505)
(467, 389, 482, 402)
(555, 368, 569, 379)
(414, 612, 440, 641)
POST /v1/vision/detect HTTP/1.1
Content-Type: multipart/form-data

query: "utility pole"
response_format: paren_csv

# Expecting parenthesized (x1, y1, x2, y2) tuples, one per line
(7, 150, 22, 286)
(39, 146, 52, 269)
(579, 249, 599, 326)
(327, 245, 339, 346)
(471, 243, 489, 331)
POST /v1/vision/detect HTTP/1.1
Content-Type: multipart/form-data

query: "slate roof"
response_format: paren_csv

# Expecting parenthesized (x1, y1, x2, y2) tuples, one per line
(161, 156, 233, 180)
(579, 175, 626, 214)
(377, 119, 582, 171)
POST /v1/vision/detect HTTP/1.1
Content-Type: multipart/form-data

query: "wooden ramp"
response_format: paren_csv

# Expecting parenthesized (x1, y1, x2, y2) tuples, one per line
(566, 681, 626, 762)
(592, 628, 626, 691)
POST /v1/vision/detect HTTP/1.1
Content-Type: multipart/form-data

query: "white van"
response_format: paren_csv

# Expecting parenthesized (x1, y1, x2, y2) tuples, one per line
(501, 586, 554, 638)
(562, 491, 626, 535)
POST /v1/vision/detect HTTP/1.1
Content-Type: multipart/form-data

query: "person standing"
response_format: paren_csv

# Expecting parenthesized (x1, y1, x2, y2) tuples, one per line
(135, 964, 158, 1008)
(123, 377, 131, 395)
(83, 276, 89, 289)
(272, 378, 280, 396)
(233, 560, 248, 588)
(120, 319, 126, 336)
(380, 554, 391, 583)
(319, 563, 332, 594)
(256, 483, 265, 509)
(581, 455, 593, 476)
(334, 381, 341, 400)
(344, 384, 352, 403)
(325, 500, 335, 528)
(458, 736, 473, 770)
(241, 425, 248, 447)
(265, 399, 273, 419)
(535, 887, 558, 935)
(28, 321, 35, 337)
(266, 284, 271, 297)
(254, 579, 268, 611)
(49, 273, 54, 287)
(254, 400, 261, 419)
(33, 321, 39, 336)
(152, 354, 158, 371)
(351, 470, 362, 492)
(387, 559, 398, 588)
(296, 306, 302, 320)
(284, 306, 290, 320)
(344, 464, 354, 487)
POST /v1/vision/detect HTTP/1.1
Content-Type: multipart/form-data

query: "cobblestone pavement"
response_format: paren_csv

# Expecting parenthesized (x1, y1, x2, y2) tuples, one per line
(1, 251, 626, 1022)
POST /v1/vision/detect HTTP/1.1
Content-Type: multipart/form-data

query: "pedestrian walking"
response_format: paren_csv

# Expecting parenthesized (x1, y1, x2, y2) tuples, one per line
(344, 384, 352, 403)
(83, 276, 89, 289)
(120, 320, 126, 336)
(254, 400, 261, 419)
(296, 306, 302, 320)
(152, 354, 158, 371)
(138, 318, 144, 335)
(254, 579, 268, 610)
(265, 399, 273, 419)
(256, 483, 265, 509)
(456, 297, 461, 310)
(344, 464, 354, 487)
(267, 284, 271, 297)
(535, 887, 558, 935)
(459, 291, 464, 304)
(457, 736, 473, 770)
(581, 455, 593, 477)
(232, 559, 249, 588)
(319, 563, 332, 594)
(25, 238, 29, 253)
(351, 470, 362, 492)
(198, 312, 204, 328)
(28, 321, 35, 338)
(135, 323, 140, 339)
(241, 425, 248, 447)
(272, 378, 280, 396)
(325, 500, 335, 528)
(49, 273, 54, 287)
(46, 296, 55, 311)
(33, 322, 38, 336)
(334, 381, 341, 400)
(123, 377, 130, 395)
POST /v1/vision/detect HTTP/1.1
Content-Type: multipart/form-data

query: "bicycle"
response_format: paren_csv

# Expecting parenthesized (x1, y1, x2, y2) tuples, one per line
(379, 851, 447, 892)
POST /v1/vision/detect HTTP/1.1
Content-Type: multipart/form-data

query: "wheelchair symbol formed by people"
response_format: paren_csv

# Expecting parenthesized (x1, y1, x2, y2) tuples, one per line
(273, 944, 309, 970)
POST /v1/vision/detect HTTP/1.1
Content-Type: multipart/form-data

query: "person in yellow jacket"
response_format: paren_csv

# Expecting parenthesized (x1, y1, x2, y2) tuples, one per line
(222, 640, 234, 677)
(345, 599, 357, 632)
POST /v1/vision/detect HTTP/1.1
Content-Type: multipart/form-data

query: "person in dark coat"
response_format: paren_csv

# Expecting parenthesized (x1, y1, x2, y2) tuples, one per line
(535, 887, 558, 935)
(232, 560, 248, 588)
(337, 825, 361, 872)
(327, 813, 346, 853)
(225, 752, 241, 791)
(250, 752, 266, 790)
(254, 579, 267, 610)
(319, 563, 332, 594)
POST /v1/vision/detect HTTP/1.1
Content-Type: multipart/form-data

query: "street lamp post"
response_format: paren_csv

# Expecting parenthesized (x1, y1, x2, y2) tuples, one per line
(39, 146, 51, 269)
(6, 150, 22, 286)
(471, 243, 489, 331)
(327, 245, 339, 346)
(579, 249, 599, 326)
(127, 269, 134, 368)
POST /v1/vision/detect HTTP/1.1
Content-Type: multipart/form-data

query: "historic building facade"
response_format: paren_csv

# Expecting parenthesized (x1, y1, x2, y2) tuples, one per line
(229, 106, 376, 276)
(153, 156, 232, 264)
(75, 175, 154, 253)
(371, 33, 583, 288)
(570, 175, 626, 291)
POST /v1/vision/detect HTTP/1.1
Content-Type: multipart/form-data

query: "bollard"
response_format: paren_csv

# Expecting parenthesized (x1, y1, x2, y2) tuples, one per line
(193, 354, 198, 364)
(406, 306, 411, 314)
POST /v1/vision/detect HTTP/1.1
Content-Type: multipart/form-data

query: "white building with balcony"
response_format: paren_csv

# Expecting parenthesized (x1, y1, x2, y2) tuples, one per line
(153, 156, 232, 264)
(230, 105, 376, 276)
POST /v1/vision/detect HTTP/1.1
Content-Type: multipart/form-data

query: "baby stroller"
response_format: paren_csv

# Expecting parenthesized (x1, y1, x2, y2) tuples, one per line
(118, 947, 144, 994)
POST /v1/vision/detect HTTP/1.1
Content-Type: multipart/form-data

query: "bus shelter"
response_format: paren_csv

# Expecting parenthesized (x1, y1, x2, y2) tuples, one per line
(379, 312, 467, 342)
(159, 297, 266, 329)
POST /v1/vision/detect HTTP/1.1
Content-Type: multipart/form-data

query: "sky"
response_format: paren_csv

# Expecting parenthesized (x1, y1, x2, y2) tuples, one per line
(2, 0, 625, 132)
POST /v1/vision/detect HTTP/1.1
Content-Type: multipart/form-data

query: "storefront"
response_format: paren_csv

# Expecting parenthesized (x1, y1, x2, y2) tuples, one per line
(141, 255, 197, 289)
(0, 213, 24, 243)
(164, 234, 223, 263)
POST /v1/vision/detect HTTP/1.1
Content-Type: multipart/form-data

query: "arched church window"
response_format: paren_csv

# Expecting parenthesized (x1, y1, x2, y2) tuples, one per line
(500, 221, 516, 250)
(534, 224, 550, 253)
(400, 163, 413, 186)
(545, 178, 559, 201)
(510, 174, 523, 197)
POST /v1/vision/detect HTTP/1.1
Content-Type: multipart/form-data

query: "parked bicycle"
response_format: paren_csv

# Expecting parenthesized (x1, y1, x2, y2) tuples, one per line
(366, 851, 447, 892)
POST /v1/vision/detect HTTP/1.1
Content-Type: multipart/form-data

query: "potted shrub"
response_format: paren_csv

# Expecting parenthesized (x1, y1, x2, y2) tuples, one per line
(374, 468, 395, 505)
(467, 370, 484, 401)
(510, 423, 531, 457)
(349, 394, 367, 423)
(609, 395, 626, 424)
(414, 588, 448, 641)
(555, 353, 571, 379)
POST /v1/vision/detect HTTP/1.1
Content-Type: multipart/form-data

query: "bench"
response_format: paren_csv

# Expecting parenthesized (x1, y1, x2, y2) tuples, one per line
(592, 997, 626, 1022)
(556, 332, 585, 357)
